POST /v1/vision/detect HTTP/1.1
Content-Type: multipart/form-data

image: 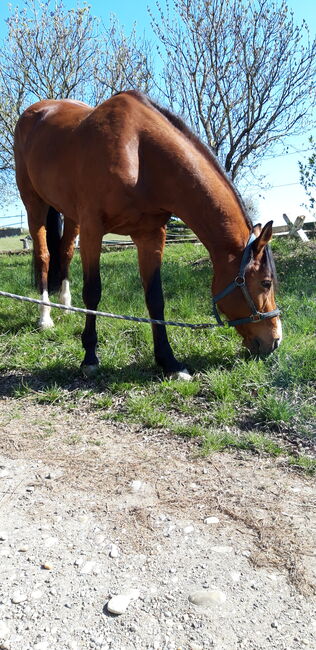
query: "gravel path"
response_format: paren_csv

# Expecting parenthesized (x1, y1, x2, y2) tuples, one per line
(0, 399, 315, 650)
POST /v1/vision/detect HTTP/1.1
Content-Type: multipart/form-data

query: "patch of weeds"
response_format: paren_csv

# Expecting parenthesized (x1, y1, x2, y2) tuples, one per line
(35, 383, 65, 405)
(89, 438, 103, 446)
(212, 402, 236, 426)
(288, 455, 316, 475)
(94, 394, 113, 410)
(171, 422, 205, 438)
(256, 394, 296, 430)
(67, 433, 82, 445)
(202, 428, 239, 453)
(126, 394, 170, 428)
(12, 381, 33, 399)
(203, 370, 235, 401)
(238, 432, 283, 456)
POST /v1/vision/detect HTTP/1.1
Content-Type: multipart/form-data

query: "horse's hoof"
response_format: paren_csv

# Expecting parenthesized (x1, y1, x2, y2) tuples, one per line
(39, 317, 54, 329)
(81, 364, 99, 378)
(172, 368, 192, 381)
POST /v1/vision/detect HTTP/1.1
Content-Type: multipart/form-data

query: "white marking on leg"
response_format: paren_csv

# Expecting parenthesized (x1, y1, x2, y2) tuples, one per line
(39, 290, 54, 329)
(173, 369, 192, 381)
(59, 279, 71, 310)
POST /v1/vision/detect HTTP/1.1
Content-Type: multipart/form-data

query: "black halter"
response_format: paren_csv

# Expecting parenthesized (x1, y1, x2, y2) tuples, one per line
(212, 233, 280, 328)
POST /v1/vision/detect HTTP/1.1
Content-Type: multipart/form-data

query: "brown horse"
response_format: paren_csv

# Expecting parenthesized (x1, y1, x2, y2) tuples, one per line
(14, 90, 282, 377)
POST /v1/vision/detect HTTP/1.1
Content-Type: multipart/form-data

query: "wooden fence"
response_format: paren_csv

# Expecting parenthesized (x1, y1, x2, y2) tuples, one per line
(0, 213, 314, 254)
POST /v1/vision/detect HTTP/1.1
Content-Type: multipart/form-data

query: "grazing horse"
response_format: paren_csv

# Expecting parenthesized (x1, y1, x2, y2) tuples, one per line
(14, 90, 282, 377)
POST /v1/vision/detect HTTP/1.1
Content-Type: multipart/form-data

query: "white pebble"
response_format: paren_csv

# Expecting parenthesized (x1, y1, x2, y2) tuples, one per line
(80, 560, 95, 574)
(31, 590, 43, 600)
(11, 591, 28, 604)
(130, 480, 143, 492)
(189, 589, 227, 607)
(109, 543, 119, 558)
(43, 536, 58, 548)
(204, 516, 219, 525)
(107, 594, 132, 615)
(231, 571, 241, 582)
(0, 620, 10, 637)
(183, 525, 194, 534)
(0, 532, 8, 541)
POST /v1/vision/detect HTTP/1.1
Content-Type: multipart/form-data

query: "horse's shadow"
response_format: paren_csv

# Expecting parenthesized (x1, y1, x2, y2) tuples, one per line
(0, 349, 241, 399)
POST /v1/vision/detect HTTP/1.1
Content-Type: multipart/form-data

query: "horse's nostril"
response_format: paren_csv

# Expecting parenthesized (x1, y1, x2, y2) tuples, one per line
(273, 338, 280, 351)
(252, 337, 260, 353)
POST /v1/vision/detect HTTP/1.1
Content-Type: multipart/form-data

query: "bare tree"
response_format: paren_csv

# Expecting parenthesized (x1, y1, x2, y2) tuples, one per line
(92, 15, 154, 103)
(0, 0, 154, 201)
(298, 137, 316, 210)
(151, 0, 316, 180)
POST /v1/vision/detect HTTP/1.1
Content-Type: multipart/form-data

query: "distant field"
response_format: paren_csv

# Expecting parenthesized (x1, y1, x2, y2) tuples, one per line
(0, 232, 131, 252)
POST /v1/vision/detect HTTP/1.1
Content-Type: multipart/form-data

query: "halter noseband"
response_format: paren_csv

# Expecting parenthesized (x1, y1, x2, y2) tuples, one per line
(212, 233, 280, 328)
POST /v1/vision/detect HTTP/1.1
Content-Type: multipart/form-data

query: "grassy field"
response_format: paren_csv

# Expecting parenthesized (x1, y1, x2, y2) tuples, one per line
(0, 237, 315, 471)
(0, 232, 131, 252)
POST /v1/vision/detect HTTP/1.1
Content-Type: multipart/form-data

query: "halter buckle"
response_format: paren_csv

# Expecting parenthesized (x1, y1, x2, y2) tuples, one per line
(250, 313, 261, 322)
(234, 275, 245, 287)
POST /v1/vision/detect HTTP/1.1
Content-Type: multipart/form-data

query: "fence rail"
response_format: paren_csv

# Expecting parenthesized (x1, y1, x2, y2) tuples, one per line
(0, 213, 314, 253)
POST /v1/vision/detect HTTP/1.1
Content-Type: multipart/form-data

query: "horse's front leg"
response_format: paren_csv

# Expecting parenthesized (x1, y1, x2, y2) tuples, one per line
(79, 224, 103, 374)
(133, 226, 191, 379)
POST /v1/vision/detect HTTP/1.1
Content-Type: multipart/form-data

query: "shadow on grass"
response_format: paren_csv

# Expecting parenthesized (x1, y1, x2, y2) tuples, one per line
(0, 345, 246, 398)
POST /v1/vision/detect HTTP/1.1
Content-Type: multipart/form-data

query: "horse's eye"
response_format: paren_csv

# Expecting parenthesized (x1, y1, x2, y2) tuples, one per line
(261, 280, 272, 289)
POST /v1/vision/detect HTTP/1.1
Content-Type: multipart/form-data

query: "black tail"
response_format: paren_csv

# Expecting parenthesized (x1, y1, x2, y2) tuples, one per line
(33, 206, 63, 293)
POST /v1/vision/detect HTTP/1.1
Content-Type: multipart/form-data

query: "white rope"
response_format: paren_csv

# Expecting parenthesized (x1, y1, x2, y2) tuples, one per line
(0, 290, 217, 330)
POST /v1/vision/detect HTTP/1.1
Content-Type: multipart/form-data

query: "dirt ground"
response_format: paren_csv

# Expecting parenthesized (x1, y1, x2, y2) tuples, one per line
(0, 397, 315, 650)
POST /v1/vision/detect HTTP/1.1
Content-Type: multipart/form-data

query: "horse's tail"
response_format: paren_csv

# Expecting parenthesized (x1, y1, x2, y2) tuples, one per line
(33, 206, 63, 294)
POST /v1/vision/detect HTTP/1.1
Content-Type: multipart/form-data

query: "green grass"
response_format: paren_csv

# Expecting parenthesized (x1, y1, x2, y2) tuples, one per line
(0, 238, 315, 471)
(0, 231, 131, 252)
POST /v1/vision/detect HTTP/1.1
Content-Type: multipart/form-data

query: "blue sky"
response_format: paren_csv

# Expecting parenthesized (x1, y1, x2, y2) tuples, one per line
(0, 0, 315, 227)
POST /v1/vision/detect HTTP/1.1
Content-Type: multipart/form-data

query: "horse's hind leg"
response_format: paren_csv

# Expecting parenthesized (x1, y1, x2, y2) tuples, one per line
(133, 226, 191, 379)
(26, 200, 55, 329)
(59, 217, 80, 310)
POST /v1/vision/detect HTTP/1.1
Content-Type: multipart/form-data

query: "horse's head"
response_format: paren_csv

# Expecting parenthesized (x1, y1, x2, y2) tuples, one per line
(213, 221, 282, 356)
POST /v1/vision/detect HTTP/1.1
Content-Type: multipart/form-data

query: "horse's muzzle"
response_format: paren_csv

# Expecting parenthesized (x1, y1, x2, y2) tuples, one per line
(247, 336, 281, 357)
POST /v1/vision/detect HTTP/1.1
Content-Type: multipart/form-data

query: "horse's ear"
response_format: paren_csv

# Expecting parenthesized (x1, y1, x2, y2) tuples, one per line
(252, 220, 273, 257)
(252, 223, 262, 237)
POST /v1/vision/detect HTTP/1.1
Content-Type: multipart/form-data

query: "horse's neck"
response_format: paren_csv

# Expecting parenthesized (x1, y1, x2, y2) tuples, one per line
(172, 170, 250, 267)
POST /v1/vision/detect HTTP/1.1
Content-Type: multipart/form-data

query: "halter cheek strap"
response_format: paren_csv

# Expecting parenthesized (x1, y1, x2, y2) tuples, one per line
(212, 233, 281, 328)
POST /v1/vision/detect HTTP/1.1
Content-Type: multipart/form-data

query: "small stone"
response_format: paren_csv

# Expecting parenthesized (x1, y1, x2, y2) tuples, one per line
(130, 480, 143, 492)
(34, 642, 49, 650)
(109, 544, 119, 558)
(0, 620, 10, 638)
(18, 546, 29, 552)
(107, 594, 132, 615)
(204, 516, 219, 525)
(231, 571, 241, 582)
(0, 532, 8, 542)
(211, 545, 233, 554)
(183, 525, 194, 534)
(31, 590, 43, 600)
(189, 589, 227, 607)
(80, 560, 95, 574)
(43, 536, 58, 548)
(11, 591, 28, 604)
(41, 563, 53, 570)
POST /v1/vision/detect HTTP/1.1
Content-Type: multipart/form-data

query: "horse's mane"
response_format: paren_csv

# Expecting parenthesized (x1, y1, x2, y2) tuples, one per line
(120, 90, 252, 231)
